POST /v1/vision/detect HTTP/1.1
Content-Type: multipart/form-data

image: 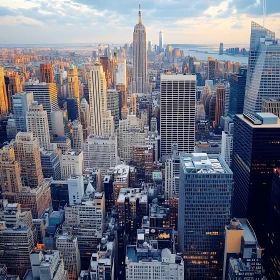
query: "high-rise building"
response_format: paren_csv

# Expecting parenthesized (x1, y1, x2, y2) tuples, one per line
(25, 82, 59, 133)
(67, 65, 80, 99)
(207, 57, 216, 80)
(159, 31, 163, 53)
(6, 71, 23, 111)
(133, 4, 148, 93)
(243, 22, 280, 114)
(228, 69, 247, 118)
(0, 67, 8, 119)
(51, 110, 66, 137)
(88, 63, 107, 136)
(178, 153, 233, 279)
(221, 126, 233, 167)
(67, 98, 80, 122)
(71, 120, 83, 151)
(26, 101, 50, 149)
(160, 74, 196, 158)
(115, 60, 127, 92)
(219, 43, 224, 55)
(80, 98, 91, 140)
(12, 91, 34, 132)
(232, 113, 280, 247)
(83, 135, 118, 175)
(39, 63, 54, 83)
(223, 218, 264, 280)
(102, 110, 115, 137)
(67, 175, 84, 206)
(0, 143, 22, 199)
(261, 98, 280, 118)
(60, 150, 83, 180)
(266, 168, 280, 279)
(14, 132, 44, 188)
(215, 84, 225, 126)
(56, 233, 81, 280)
(107, 89, 120, 125)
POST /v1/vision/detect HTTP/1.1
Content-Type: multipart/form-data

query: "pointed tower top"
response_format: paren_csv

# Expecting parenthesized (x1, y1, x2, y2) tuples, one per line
(138, 3, 142, 24)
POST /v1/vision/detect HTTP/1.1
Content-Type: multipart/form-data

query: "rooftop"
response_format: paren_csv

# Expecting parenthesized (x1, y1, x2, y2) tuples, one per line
(238, 113, 280, 128)
(161, 73, 196, 81)
(117, 188, 147, 204)
(180, 153, 232, 174)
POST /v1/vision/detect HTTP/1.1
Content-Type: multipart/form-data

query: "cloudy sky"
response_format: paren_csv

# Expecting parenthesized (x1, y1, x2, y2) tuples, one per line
(0, 0, 279, 45)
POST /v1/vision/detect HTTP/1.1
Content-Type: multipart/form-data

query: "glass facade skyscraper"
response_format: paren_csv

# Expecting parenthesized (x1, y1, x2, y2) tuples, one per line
(243, 22, 280, 115)
(232, 113, 280, 247)
(178, 153, 233, 279)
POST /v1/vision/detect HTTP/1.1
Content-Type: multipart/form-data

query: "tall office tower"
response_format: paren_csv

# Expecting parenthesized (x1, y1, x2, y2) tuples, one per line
(25, 82, 59, 133)
(261, 98, 280, 117)
(102, 110, 115, 136)
(67, 175, 84, 206)
(228, 69, 247, 118)
(6, 71, 23, 111)
(0, 67, 8, 119)
(0, 222, 36, 278)
(100, 56, 111, 88)
(178, 153, 233, 279)
(0, 143, 22, 199)
(51, 110, 67, 137)
(80, 98, 90, 139)
(28, 249, 68, 280)
(207, 57, 216, 81)
(164, 144, 180, 201)
(266, 168, 280, 279)
(115, 59, 127, 93)
(243, 22, 280, 114)
(132, 4, 148, 93)
(160, 74, 196, 158)
(215, 84, 225, 126)
(26, 101, 50, 149)
(12, 91, 34, 132)
(219, 42, 224, 55)
(88, 62, 107, 136)
(71, 120, 84, 151)
(67, 65, 80, 99)
(107, 89, 120, 126)
(6, 118, 17, 140)
(209, 95, 216, 123)
(39, 63, 54, 83)
(56, 233, 81, 280)
(223, 219, 263, 280)
(148, 40, 153, 52)
(128, 94, 137, 115)
(67, 97, 80, 121)
(14, 132, 44, 188)
(159, 31, 163, 53)
(83, 135, 118, 175)
(221, 124, 234, 167)
(232, 113, 280, 247)
(60, 150, 83, 180)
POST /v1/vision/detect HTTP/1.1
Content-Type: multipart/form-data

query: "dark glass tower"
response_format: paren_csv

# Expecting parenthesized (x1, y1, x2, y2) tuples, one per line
(266, 168, 280, 279)
(66, 98, 80, 122)
(232, 113, 280, 247)
(228, 69, 247, 118)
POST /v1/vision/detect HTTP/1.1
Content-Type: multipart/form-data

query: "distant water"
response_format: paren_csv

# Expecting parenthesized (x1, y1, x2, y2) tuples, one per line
(172, 44, 249, 64)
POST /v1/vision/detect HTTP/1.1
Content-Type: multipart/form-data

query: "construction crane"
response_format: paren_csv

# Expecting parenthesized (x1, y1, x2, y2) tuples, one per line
(263, 0, 266, 27)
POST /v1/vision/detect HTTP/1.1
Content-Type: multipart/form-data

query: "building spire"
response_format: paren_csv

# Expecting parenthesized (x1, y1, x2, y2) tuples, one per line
(138, 3, 142, 24)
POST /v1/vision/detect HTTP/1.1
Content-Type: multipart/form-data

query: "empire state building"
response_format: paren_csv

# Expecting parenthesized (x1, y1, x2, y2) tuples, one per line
(133, 4, 148, 93)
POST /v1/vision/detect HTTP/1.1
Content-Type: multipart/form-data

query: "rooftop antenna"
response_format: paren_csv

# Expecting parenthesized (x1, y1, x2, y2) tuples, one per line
(263, 0, 266, 27)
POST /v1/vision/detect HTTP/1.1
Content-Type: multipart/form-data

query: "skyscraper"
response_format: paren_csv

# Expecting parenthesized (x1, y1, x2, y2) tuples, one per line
(12, 91, 34, 132)
(219, 42, 224, 55)
(207, 57, 216, 81)
(0, 67, 8, 119)
(133, 4, 148, 93)
(215, 84, 225, 126)
(88, 62, 107, 136)
(26, 101, 50, 150)
(228, 69, 247, 118)
(232, 113, 280, 247)
(25, 82, 59, 133)
(178, 153, 233, 279)
(243, 22, 280, 114)
(80, 98, 90, 140)
(40, 63, 54, 83)
(71, 120, 84, 151)
(159, 31, 163, 53)
(14, 132, 44, 188)
(160, 74, 196, 158)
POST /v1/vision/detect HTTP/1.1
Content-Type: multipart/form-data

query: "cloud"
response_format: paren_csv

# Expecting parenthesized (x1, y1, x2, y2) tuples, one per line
(231, 22, 243, 29)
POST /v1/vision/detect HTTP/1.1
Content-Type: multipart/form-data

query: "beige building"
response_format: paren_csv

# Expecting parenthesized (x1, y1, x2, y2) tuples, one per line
(0, 67, 8, 118)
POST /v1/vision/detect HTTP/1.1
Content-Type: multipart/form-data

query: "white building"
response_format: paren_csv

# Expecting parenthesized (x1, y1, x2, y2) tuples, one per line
(83, 135, 118, 176)
(115, 60, 126, 86)
(51, 111, 66, 137)
(60, 150, 83, 180)
(67, 175, 84, 206)
(71, 120, 84, 151)
(221, 122, 234, 167)
(56, 233, 81, 280)
(160, 74, 196, 158)
(88, 63, 107, 136)
(26, 101, 50, 150)
(103, 110, 115, 137)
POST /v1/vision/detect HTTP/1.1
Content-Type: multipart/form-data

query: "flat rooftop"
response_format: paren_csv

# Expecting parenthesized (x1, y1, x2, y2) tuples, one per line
(161, 74, 196, 81)
(180, 153, 232, 174)
(117, 188, 147, 204)
(237, 113, 280, 128)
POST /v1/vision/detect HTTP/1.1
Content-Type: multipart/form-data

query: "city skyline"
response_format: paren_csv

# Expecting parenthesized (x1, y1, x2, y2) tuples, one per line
(0, 0, 280, 44)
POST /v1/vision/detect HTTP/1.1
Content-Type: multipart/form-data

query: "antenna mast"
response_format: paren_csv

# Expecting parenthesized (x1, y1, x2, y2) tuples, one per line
(263, 0, 266, 27)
